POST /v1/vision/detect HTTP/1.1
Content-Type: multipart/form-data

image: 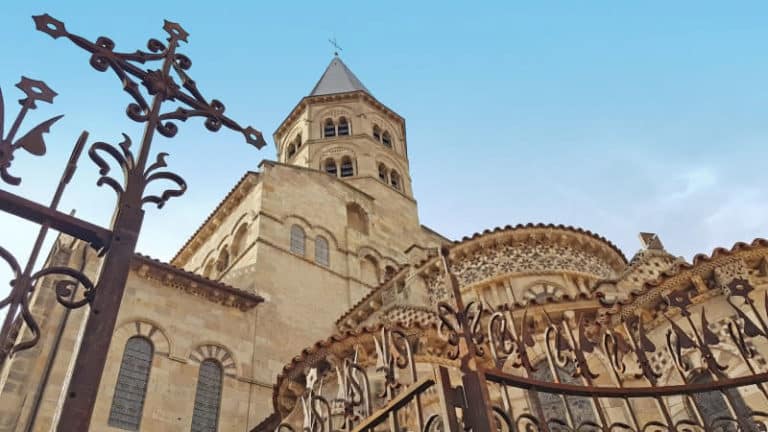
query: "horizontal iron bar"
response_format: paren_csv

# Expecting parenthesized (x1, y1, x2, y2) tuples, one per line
(483, 367, 768, 397)
(0, 189, 111, 251)
(351, 377, 435, 432)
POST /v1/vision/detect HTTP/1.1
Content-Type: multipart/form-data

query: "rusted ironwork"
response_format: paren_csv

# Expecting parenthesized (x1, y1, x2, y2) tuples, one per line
(0, 13, 265, 431)
(278, 246, 768, 432)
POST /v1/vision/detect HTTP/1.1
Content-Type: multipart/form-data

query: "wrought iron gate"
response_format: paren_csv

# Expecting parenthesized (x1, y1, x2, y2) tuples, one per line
(0, 13, 264, 431)
(275, 248, 768, 432)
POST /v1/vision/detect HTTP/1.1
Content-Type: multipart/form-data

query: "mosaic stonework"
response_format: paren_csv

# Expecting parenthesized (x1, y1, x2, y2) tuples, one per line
(451, 243, 616, 286)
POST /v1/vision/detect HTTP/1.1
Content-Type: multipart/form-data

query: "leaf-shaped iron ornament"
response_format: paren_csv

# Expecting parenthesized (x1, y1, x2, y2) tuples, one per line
(32, 13, 266, 148)
(0, 78, 63, 185)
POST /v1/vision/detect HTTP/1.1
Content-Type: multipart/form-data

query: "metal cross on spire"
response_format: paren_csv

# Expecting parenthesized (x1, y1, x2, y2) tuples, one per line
(328, 36, 343, 56)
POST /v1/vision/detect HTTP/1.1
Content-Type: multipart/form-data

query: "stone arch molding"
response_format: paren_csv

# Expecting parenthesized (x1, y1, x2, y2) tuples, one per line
(189, 343, 238, 377)
(114, 319, 172, 357)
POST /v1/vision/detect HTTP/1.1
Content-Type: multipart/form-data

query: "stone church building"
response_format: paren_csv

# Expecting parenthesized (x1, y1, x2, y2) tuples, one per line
(1, 57, 767, 431)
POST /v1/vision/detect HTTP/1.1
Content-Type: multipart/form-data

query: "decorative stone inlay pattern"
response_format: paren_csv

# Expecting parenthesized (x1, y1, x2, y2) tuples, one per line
(453, 244, 616, 285)
(714, 259, 750, 295)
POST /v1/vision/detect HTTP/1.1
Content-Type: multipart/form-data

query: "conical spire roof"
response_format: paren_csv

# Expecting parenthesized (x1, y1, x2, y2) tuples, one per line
(309, 56, 370, 96)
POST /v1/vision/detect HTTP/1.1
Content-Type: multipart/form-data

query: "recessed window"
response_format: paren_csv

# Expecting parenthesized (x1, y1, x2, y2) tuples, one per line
(324, 158, 338, 176)
(108, 337, 153, 431)
(290, 225, 305, 255)
(315, 236, 329, 267)
(373, 125, 381, 141)
(338, 117, 349, 136)
(190, 359, 223, 432)
(382, 131, 392, 148)
(378, 163, 388, 182)
(390, 170, 400, 190)
(340, 156, 354, 177)
(323, 119, 336, 138)
(286, 143, 296, 159)
(215, 247, 230, 273)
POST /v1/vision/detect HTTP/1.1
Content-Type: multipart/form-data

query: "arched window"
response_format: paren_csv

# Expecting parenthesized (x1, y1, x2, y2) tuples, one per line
(215, 247, 230, 274)
(372, 125, 381, 141)
(323, 119, 336, 138)
(529, 361, 596, 428)
(315, 236, 330, 267)
(384, 265, 397, 281)
(231, 223, 248, 257)
(382, 131, 392, 148)
(286, 143, 296, 160)
(202, 260, 214, 279)
(390, 170, 400, 190)
(290, 225, 305, 256)
(324, 158, 338, 177)
(378, 163, 388, 182)
(340, 156, 354, 177)
(338, 117, 349, 136)
(688, 371, 750, 430)
(295, 134, 302, 149)
(360, 255, 380, 286)
(190, 359, 223, 432)
(346, 203, 369, 235)
(108, 337, 153, 430)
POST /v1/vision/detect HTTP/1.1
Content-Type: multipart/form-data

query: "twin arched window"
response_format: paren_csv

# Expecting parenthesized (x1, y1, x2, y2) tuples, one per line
(323, 156, 355, 177)
(323, 117, 350, 138)
(372, 125, 393, 149)
(290, 225, 331, 266)
(377, 163, 401, 191)
(190, 360, 223, 432)
(108, 337, 153, 430)
(530, 361, 597, 427)
(290, 225, 305, 256)
(109, 337, 225, 431)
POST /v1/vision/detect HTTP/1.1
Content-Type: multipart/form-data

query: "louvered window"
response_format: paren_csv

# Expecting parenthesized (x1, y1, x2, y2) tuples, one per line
(340, 157, 354, 178)
(315, 236, 329, 267)
(338, 117, 349, 136)
(290, 225, 305, 256)
(108, 337, 153, 431)
(190, 360, 223, 432)
(323, 119, 336, 138)
(325, 159, 337, 176)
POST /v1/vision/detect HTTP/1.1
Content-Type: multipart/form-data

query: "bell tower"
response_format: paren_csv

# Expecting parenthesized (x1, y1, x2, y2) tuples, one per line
(273, 55, 413, 199)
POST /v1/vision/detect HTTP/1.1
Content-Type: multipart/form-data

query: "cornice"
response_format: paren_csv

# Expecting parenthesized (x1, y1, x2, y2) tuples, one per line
(131, 254, 263, 311)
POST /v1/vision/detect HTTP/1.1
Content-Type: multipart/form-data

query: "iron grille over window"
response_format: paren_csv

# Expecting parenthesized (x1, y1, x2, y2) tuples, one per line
(315, 236, 330, 267)
(290, 225, 305, 255)
(340, 157, 354, 177)
(108, 337, 153, 431)
(338, 117, 349, 136)
(190, 360, 223, 432)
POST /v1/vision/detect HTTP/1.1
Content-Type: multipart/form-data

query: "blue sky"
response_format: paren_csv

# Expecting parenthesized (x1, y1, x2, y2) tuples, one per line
(1, 1, 767, 303)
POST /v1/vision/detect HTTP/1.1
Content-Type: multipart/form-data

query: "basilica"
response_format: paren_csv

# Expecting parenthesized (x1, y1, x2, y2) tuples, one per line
(1, 56, 767, 432)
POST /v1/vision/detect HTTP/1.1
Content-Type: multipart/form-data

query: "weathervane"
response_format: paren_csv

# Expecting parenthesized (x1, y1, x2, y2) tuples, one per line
(328, 36, 343, 56)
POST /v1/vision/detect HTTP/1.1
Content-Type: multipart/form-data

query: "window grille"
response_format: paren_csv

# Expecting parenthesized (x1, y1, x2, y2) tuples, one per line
(290, 225, 305, 255)
(108, 337, 153, 431)
(190, 360, 223, 432)
(315, 236, 330, 267)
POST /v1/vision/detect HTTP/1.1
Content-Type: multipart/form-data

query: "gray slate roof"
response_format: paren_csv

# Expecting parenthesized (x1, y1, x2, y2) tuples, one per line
(309, 56, 371, 96)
